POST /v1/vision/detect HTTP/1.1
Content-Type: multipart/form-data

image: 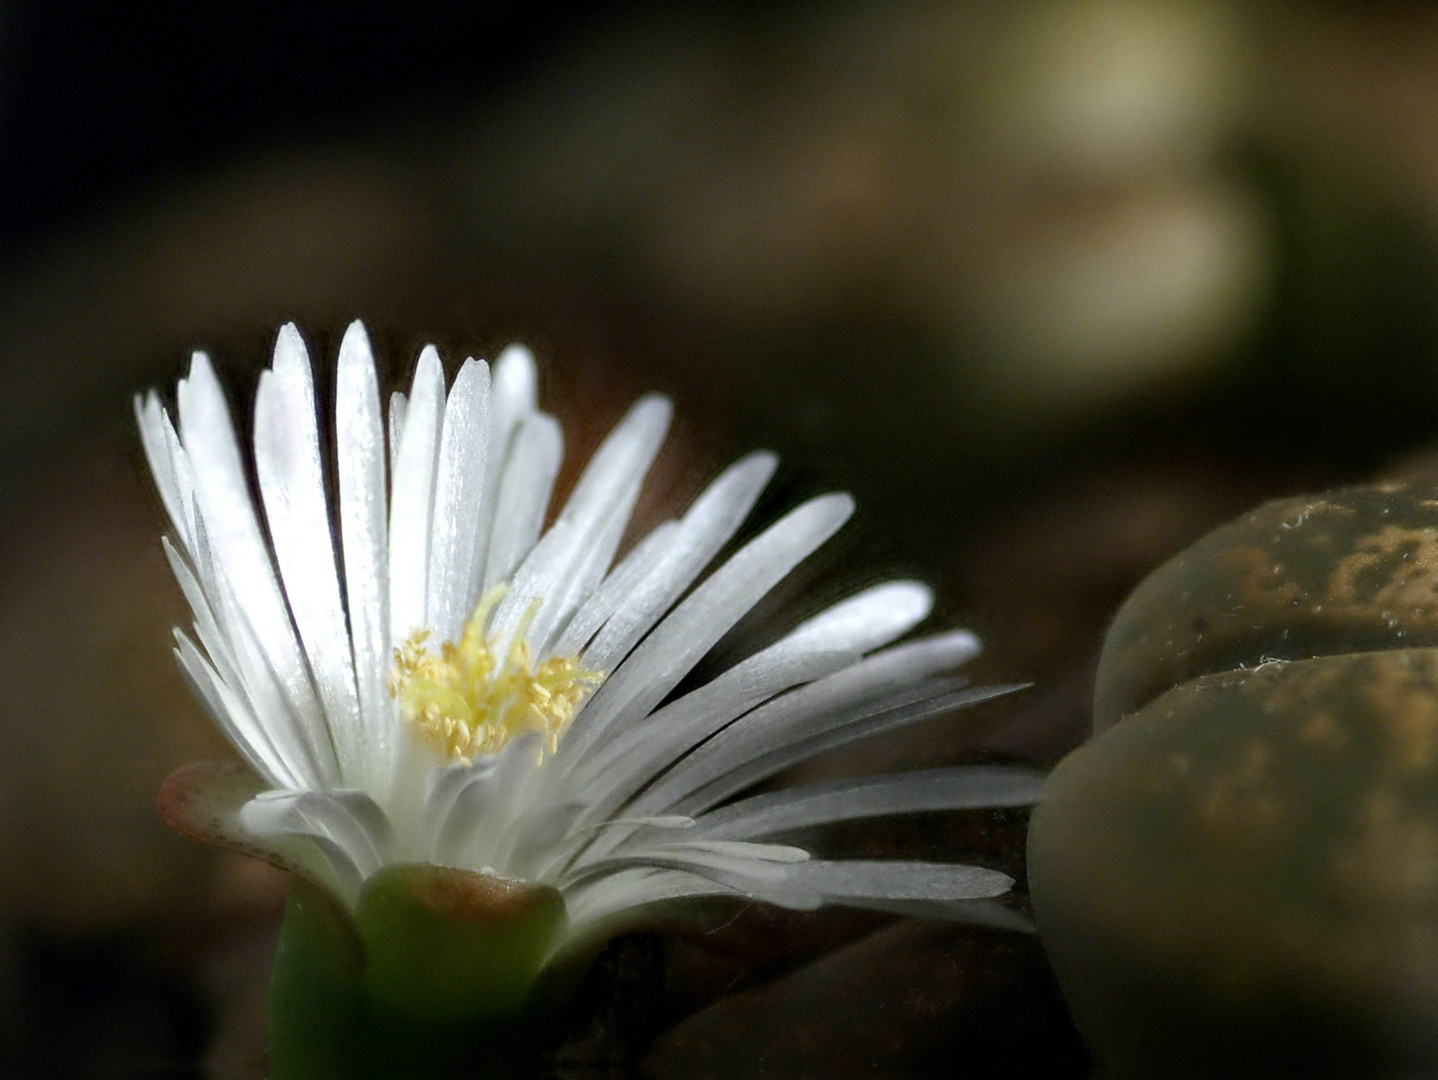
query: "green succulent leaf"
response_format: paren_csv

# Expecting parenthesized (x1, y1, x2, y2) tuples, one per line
(355, 863, 567, 1023)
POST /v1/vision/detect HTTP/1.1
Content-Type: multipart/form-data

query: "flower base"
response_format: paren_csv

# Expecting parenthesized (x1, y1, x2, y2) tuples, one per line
(269, 870, 565, 1080)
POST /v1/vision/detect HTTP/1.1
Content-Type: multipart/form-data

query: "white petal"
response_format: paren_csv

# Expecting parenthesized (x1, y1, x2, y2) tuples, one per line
(556, 868, 735, 951)
(173, 633, 298, 788)
(562, 491, 854, 763)
(623, 632, 990, 817)
(135, 392, 188, 546)
(428, 735, 538, 869)
(571, 578, 939, 808)
(420, 759, 496, 858)
(500, 801, 588, 881)
(573, 648, 857, 825)
(791, 859, 1014, 902)
(253, 326, 361, 780)
(550, 519, 679, 657)
(241, 789, 393, 881)
(688, 766, 1046, 840)
(336, 321, 392, 790)
(619, 838, 810, 864)
(473, 344, 539, 583)
(427, 357, 491, 642)
(388, 347, 444, 642)
(555, 395, 672, 523)
(489, 395, 671, 656)
(184, 512, 326, 785)
(481, 412, 563, 591)
(438, 733, 545, 872)
(581, 815, 696, 833)
(163, 537, 256, 728)
(178, 351, 337, 784)
(490, 344, 538, 430)
(660, 681, 1019, 818)
(582, 452, 776, 673)
(557, 841, 819, 910)
(388, 391, 407, 480)
(781, 581, 934, 654)
(531, 502, 632, 656)
(159, 410, 202, 551)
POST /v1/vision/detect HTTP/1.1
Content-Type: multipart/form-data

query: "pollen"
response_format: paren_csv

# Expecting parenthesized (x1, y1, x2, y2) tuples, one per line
(388, 586, 601, 764)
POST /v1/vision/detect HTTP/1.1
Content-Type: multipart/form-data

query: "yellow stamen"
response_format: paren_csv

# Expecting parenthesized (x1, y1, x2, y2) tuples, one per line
(388, 586, 602, 764)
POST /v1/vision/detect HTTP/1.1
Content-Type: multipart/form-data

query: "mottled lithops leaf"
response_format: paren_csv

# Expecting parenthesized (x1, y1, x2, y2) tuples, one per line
(1035, 650, 1438, 1076)
(1032, 480, 1438, 1077)
(1095, 483, 1438, 731)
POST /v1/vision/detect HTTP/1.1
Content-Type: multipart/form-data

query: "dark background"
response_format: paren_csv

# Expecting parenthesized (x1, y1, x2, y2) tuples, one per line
(3, 1, 1438, 1076)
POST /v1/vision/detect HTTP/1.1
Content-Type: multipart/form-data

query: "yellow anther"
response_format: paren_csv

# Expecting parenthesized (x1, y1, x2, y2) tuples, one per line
(389, 586, 602, 764)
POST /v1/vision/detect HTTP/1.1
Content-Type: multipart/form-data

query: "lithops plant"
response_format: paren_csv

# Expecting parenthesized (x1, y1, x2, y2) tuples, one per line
(1028, 482, 1438, 1078)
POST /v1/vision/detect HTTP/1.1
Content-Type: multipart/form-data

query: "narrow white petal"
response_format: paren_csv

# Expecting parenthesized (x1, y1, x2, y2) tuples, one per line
(458, 733, 544, 871)
(620, 838, 810, 863)
(563, 491, 854, 763)
(556, 395, 673, 521)
(428, 742, 540, 874)
(490, 394, 671, 656)
(558, 843, 819, 909)
(135, 393, 189, 546)
(164, 537, 247, 699)
(184, 512, 326, 786)
(173, 633, 298, 788)
(582, 452, 776, 673)
(551, 519, 679, 657)
(261, 829, 367, 907)
(161, 409, 202, 548)
(688, 766, 1046, 840)
(531, 502, 633, 656)
(254, 326, 361, 780)
(420, 759, 495, 858)
(561, 867, 730, 922)
(388, 391, 408, 480)
(427, 357, 491, 642)
(178, 351, 337, 783)
(574, 648, 857, 825)
(474, 344, 539, 583)
(432, 769, 508, 868)
(579, 815, 695, 833)
(660, 681, 1019, 818)
(556, 868, 736, 950)
(481, 413, 563, 591)
(622, 633, 990, 817)
(491, 344, 538, 428)
(240, 789, 393, 881)
(500, 801, 588, 881)
(571, 579, 940, 809)
(791, 860, 1014, 902)
(388, 347, 444, 643)
(336, 321, 392, 790)
(781, 581, 934, 654)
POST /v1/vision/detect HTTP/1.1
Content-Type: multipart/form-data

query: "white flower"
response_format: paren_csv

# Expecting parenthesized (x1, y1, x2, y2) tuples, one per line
(137, 321, 1038, 957)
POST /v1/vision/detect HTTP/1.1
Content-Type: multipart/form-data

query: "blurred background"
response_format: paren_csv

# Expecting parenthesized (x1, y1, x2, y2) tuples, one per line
(3, 0, 1438, 1075)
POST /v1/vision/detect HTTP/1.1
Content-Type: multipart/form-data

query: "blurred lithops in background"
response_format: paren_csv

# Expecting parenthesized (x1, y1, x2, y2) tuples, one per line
(1029, 482, 1438, 1077)
(5, 0, 1438, 1075)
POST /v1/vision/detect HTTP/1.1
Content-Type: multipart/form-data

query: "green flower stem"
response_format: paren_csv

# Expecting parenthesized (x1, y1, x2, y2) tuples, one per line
(268, 866, 566, 1080)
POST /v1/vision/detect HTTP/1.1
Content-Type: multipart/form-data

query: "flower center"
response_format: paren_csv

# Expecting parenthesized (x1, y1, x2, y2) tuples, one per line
(388, 587, 601, 765)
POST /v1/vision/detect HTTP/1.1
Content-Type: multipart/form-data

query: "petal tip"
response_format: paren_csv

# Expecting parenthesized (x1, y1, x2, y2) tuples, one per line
(339, 320, 373, 363)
